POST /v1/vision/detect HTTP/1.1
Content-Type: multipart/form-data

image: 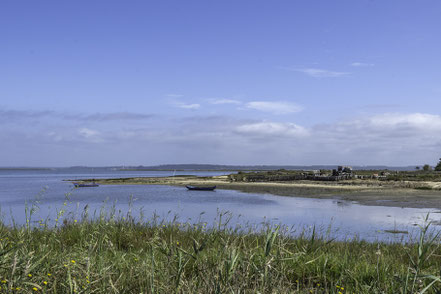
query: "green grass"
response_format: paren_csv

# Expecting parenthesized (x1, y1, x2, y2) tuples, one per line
(1, 213, 441, 293)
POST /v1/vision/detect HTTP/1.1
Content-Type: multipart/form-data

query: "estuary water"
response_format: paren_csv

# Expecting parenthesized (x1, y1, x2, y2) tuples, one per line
(0, 168, 440, 242)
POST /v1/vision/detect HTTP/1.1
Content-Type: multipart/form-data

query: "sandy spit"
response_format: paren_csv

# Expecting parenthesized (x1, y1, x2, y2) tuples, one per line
(80, 175, 441, 209)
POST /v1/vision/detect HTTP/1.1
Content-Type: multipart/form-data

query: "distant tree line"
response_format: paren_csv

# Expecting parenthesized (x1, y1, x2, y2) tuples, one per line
(417, 158, 441, 171)
(436, 158, 441, 171)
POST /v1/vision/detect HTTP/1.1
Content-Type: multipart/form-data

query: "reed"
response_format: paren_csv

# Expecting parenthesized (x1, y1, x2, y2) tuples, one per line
(0, 210, 441, 293)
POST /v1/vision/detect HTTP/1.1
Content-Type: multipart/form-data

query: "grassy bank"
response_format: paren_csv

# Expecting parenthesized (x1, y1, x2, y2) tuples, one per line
(1, 214, 441, 293)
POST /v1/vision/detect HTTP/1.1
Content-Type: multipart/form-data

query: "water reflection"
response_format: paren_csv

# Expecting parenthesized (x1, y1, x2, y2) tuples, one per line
(0, 185, 438, 242)
(1, 170, 440, 242)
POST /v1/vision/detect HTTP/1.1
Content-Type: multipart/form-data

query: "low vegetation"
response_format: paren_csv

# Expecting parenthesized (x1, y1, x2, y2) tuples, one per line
(1, 211, 441, 293)
(385, 171, 441, 182)
(227, 169, 441, 184)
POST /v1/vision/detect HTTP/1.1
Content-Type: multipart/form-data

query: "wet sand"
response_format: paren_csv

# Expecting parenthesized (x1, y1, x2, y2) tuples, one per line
(81, 175, 441, 209)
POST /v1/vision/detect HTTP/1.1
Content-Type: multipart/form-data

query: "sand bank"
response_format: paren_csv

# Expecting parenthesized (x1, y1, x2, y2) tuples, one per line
(80, 175, 441, 209)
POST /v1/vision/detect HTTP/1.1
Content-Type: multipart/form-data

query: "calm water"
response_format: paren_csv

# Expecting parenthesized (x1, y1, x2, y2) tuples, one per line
(0, 168, 440, 242)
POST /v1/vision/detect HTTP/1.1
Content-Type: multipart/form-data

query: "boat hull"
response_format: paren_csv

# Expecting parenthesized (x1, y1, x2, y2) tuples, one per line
(73, 182, 99, 187)
(186, 185, 216, 191)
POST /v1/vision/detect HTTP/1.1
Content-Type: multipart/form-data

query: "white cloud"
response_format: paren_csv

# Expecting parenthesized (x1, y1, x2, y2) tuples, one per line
(368, 113, 441, 131)
(280, 66, 350, 78)
(315, 113, 441, 147)
(295, 68, 350, 78)
(245, 101, 302, 114)
(236, 121, 309, 137)
(67, 112, 153, 121)
(209, 98, 242, 105)
(173, 102, 201, 110)
(351, 62, 374, 67)
(179, 103, 200, 109)
(79, 128, 100, 138)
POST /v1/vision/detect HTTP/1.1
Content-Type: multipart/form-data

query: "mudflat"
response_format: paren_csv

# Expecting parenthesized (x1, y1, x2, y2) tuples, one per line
(84, 175, 441, 209)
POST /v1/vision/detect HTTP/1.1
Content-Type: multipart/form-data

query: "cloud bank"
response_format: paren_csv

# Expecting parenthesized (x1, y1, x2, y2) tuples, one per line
(1, 108, 441, 166)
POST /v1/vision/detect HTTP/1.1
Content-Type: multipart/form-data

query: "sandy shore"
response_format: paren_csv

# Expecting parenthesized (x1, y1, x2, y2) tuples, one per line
(80, 175, 441, 209)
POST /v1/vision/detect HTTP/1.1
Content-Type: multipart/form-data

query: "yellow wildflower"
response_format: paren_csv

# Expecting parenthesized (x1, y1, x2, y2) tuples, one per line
(28, 274, 32, 277)
(32, 287, 38, 291)
(43, 281, 48, 285)
(47, 273, 52, 277)
(1, 280, 6, 284)
(71, 259, 76, 264)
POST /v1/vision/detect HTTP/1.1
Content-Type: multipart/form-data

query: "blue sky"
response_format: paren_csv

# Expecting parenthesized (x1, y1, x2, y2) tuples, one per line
(1, 0, 441, 166)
